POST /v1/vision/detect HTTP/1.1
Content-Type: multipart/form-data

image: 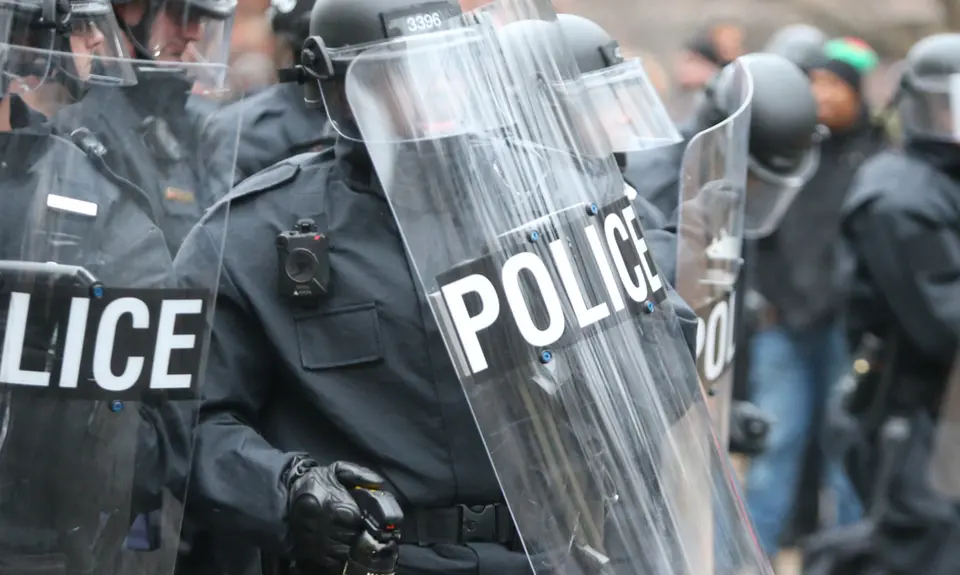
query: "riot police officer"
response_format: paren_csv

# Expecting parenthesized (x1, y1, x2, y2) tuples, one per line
(52, 0, 239, 256)
(626, 52, 821, 241)
(172, 0, 769, 573)
(0, 0, 237, 571)
(218, 0, 336, 184)
(840, 33, 960, 574)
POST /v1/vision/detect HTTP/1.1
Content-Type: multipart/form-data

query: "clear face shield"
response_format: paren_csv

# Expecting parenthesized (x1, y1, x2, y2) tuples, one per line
(126, 0, 234, 92)
(554, 59, 682, 153)
(55, 3, 135, 85)
(742, 124, 827, 240)
(342, 1, 770, 572)
(307, 1, 462, 141)
(0, 3, 138, 118)
(898, 73, 960, 143)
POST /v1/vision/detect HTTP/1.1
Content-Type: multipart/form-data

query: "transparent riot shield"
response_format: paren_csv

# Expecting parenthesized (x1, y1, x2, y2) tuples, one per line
(675, 60, 753, 448)
(0, 48, 241, 574)
(340, 23, 769, 574)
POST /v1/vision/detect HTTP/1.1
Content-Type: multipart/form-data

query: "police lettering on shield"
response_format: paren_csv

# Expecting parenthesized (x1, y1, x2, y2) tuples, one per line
(436, 197, 667, 379)
(0, 287, 210, 399)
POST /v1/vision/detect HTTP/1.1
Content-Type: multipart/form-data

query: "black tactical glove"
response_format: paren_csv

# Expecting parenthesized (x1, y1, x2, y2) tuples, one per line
(284, 457, 385, 569)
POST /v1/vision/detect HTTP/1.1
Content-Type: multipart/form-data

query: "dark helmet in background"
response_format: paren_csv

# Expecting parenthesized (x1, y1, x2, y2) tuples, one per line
(269, 0, 311, 63)
(763, 23, 827, 70)
(897, 33, 960, 144)
(699, 52, 824, 237)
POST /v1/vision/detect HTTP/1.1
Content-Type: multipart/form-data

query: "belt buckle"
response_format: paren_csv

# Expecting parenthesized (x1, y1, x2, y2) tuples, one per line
(460, 504, 496, 544)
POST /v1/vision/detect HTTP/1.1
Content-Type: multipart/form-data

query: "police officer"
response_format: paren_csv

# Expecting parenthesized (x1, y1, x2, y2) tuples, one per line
(840, 33, 960, 574)
(172, 0, 717, 573)
(0, 0, 222, 571)
(218, 0, 335, 185)
(626, 52, 821, 238)
(52, 0, 239, 256)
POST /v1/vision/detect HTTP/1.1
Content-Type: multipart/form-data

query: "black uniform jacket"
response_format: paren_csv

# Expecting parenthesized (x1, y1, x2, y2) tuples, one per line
(220, 82, 335, 185)
(841, 142, 960, 575)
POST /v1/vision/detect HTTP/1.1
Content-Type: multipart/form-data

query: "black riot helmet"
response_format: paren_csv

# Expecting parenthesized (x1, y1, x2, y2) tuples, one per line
(699, 52, 824, 238)
(556, 13, 621, 74)
(763, 24, 826, 70)
(110, 0, 235, 64)
(0, 0, 137, 97)
(268, 0, 312, 64)
(897, 33, 960, 144)
(300, 0, 462, 140)
(701, 52, 822, 182)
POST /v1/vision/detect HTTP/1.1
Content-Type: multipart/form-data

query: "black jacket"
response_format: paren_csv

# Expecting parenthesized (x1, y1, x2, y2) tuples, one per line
(755, 113, 887, 331)
(53, 72, 234, 256)
(219, 82, 334, 185)
(841, 140, 960, 575)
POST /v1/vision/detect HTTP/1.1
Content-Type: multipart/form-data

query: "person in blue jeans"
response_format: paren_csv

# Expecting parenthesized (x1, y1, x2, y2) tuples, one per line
(744, 37, 888, 556)
(746, 321, 863, 554)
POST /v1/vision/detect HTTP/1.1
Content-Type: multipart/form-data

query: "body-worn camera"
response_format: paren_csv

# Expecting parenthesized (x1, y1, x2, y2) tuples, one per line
(276, 218, 330, 304)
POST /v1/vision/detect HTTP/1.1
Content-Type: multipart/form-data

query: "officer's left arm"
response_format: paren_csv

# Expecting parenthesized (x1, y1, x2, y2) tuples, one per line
(845, 201, 960, 363)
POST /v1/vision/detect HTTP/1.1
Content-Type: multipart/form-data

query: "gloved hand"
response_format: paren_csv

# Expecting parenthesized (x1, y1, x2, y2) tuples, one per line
(285, 458, 385, 569)
(728, 400, 775, 456)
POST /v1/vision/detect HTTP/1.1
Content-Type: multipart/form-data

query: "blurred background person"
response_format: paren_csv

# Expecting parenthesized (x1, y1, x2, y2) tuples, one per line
(744, 36, 886, 559)
(669, 19, 745, 121)
(222, 0, 275, 99)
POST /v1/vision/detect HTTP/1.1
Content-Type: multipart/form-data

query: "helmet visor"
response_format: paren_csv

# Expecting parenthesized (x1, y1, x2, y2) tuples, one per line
(899, 74, 960, 143)
(552, 59, 681, 153)
(146, 0, 235, 73)
(0, 1, 136, 93)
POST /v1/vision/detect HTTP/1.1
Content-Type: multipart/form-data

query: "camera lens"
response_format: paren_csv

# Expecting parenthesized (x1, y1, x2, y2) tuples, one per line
(285, 248, 318, 283)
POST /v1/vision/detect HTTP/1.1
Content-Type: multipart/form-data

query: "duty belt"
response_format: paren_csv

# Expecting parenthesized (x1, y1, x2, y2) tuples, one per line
(401, 504, 519, 549)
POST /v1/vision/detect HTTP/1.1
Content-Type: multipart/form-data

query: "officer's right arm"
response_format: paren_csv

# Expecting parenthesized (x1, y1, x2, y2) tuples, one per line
(174, 208, 297, 553)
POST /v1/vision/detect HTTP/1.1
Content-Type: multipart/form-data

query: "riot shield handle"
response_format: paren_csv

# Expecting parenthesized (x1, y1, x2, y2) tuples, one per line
(0, 261, 99, 289)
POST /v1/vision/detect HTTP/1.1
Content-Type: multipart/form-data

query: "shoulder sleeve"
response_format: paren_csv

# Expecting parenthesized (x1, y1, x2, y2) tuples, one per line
(173, 208, 296, 552)
(845, 197, 960, 363)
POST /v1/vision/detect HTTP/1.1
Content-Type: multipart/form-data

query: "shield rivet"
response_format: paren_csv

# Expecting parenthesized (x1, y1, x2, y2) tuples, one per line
(91, 284, 105, 299)
(586, 203, 599, 216)
(528, 230, 540, 242)
(644, 301, 655, 313)
(110, 400, 123, 412)
(539, 350, 553, 364)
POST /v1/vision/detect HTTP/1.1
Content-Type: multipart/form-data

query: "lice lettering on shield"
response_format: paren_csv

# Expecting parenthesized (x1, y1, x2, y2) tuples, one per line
(437, 197, 666, 379)
(0, 288, 209, 399)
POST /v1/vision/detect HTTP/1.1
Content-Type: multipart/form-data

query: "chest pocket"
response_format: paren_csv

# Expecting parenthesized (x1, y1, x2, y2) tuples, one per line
(295, 302, 385, 370)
